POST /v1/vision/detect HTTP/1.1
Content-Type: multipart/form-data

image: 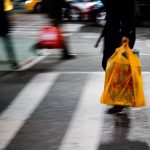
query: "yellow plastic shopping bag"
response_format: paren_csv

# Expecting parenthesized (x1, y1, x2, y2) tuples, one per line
(100, 42, 146, 107)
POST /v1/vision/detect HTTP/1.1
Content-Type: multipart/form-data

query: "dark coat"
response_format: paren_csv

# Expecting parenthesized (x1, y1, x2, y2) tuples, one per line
(102, 0, 136, 70)
(0, 0, 10, 36)
(42, 0, 70, 21)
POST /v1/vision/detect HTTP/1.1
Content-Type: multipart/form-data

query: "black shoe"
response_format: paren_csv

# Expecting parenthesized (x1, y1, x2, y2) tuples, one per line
(61, 54, 76, 60)
(106, 106, 125, 114)
(11, 62, 20, 70)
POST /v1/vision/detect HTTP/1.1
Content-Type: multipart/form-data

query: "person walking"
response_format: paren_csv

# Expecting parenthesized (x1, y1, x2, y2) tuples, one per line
(101, 0, 136, 114)
(0, 0, 19, 69)
(41, 0, 75, 59)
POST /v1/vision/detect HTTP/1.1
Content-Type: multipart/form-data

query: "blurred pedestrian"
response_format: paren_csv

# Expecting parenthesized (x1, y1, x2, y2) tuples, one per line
(101, 0, 136, 114)
(0, 0, 19, 69)
(41, 0, 75, 59)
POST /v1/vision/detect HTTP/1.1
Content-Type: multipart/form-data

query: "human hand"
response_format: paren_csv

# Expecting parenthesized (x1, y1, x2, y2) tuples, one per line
(121, 37, 129, 44)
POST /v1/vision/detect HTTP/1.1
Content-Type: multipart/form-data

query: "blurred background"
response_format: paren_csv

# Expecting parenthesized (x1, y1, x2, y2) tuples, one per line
(1, 0, 150, 70)
(0, 1, 150, 150)
(12, 0, 150, 25)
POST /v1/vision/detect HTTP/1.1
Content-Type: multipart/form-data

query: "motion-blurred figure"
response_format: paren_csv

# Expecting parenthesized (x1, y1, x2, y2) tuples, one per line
(0, 0, 19, 69)
(41, 0, 75, 59)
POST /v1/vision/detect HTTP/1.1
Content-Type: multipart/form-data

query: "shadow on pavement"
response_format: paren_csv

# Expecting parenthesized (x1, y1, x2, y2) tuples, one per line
(97, 113, 149, 150)
(27, 57, 73, 72)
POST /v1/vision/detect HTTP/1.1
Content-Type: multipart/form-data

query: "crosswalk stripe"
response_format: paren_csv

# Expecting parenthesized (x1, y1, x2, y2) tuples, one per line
(0, 73, 59, 150)
(58, 73, 106, 150)
(142, 72, 150, 107)
(11, 17, 83, 36)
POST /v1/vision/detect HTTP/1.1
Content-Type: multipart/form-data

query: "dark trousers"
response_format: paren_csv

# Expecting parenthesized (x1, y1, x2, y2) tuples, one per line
(102, 31, 135, 70)
(1, 35, 17, 63)
(50, 19, 71, 57)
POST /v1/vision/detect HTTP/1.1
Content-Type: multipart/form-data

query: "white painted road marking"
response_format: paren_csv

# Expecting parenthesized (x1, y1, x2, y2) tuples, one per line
(58, 73, 106, 150)
(0, 73, 59, 150)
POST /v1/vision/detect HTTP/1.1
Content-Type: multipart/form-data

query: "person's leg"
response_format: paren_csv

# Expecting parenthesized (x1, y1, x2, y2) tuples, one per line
(102, 53, 112, 70)
(51, 19, 75, 60)
(103, 34, 127, 114)
(62, 42, 70, 56)
(2, 35, 19, 69)
(30, 42, 40, 54)
(102, 37, 117, 70)
(61, 41, 75, 59)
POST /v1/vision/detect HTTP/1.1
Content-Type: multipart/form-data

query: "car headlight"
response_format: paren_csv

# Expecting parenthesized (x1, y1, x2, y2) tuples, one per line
(25, 0, 32, 4)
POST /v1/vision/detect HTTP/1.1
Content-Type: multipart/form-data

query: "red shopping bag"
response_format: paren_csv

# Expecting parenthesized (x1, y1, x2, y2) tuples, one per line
(37, 25, 64, 49)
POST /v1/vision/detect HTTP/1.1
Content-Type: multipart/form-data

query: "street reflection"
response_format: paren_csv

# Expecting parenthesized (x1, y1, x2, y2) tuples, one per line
(98, 113, 149, 150)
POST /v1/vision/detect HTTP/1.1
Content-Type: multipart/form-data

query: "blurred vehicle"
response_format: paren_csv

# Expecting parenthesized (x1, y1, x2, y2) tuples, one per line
(24, 0, 105, 25)
(136, 0, 150, 24)
(95, 0, 150, 26)
(23, 0, 150, 26)
(25, 0, 42, 12)
(67, 0, 105, 25)
(24, 0, 70, 13)
(4, 0, 14, 11)
(13, 0, 26, 10)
